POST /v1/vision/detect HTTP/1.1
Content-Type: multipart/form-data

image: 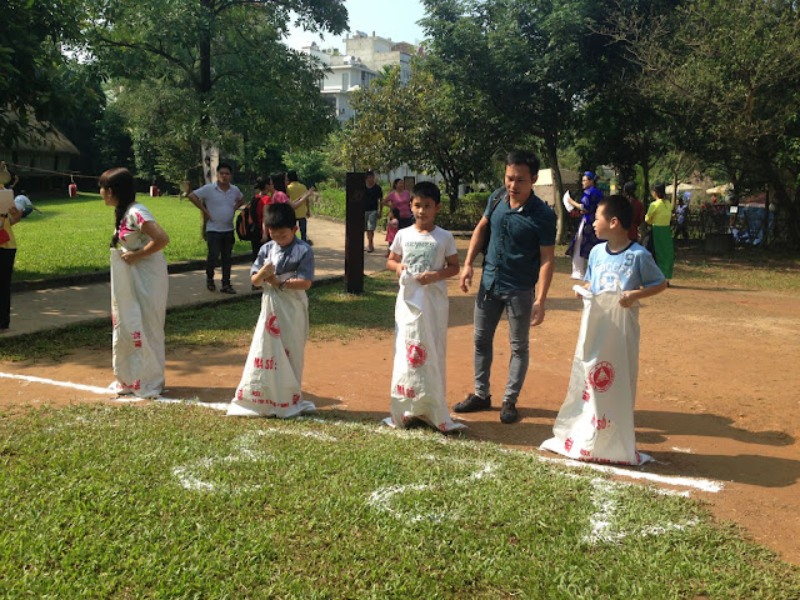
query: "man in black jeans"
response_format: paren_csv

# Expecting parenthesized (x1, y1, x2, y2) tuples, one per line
(189, 163, 244, 293)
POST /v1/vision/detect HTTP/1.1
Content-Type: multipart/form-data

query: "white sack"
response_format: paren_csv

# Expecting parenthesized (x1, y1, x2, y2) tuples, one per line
(540, 288, 651, 465)
(228, 286, 315, 417)
(389, 271, 465, 432)
(110, 248, 168, 398)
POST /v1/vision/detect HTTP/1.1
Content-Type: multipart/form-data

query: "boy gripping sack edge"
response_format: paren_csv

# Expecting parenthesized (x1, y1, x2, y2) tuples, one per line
(540, 194, 667, 464)
(228, 203, 316, 417)
(384, 181, 465, 432)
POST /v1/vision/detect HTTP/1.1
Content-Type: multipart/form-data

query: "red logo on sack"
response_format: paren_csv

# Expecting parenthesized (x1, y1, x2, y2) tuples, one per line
(265, 313, 280, 337)
(564, 438, 574, 452)
(588, 361, 614, 392)
(405, 341, 427, 368)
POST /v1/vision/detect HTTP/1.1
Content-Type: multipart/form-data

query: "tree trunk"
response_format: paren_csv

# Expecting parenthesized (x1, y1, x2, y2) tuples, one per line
(542, 133, 566, 244)
(445, 174, 460, 214)
(199, 0, 216, 184)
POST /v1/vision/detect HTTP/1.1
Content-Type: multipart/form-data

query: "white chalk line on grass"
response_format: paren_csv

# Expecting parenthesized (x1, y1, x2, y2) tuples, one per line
(172, 428, 340, 493)
(368, 456, 498, 523)
(0, 371, 115, 395)
(537, 454, 724, 494)
(562, 472, 698, 545)
(0, 370, 228, 411)
(2, 370, 724, 539)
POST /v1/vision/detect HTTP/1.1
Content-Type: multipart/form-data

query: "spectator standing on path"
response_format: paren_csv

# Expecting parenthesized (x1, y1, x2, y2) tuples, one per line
(100, 167, 170, 398)
(287, 170, 312, 244)
(268, 172, 290, 205)
(382, 178, 414, 229)
(364, 170, 382, 253)
(454, 150, 557, 424)
(623, 181, 645, 242)
(645, 182, 674, 283)
(566, 171, 603, 280)
(674, 196, 690, 240)
(252, 176, 270, 255)
(189, 163, 244, 294)
(0, 202, 22, 333)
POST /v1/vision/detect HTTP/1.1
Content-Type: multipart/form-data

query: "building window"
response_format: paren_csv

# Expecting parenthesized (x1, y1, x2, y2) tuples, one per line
(342, 73, 349, 90)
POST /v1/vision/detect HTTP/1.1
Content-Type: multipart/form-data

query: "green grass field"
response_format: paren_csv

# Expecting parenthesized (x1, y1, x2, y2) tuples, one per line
(1, 404, 798, 598)
(11, 192, 253, 281)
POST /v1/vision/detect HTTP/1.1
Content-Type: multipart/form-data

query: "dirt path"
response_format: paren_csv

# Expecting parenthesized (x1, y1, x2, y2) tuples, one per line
(2, 272, 799, 564)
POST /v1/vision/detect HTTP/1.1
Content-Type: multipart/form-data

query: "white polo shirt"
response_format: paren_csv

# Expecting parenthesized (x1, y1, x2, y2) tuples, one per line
(192, 182, 243, 232)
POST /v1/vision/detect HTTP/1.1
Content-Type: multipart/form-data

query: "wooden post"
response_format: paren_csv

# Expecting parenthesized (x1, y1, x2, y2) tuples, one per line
(345, 172, 366, 294)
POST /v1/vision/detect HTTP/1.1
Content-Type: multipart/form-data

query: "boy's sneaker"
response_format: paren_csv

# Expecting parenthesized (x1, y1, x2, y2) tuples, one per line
(220, 285, 236, 294)
(206, 279, 216, 291)
(500, 401, 519, 424)
(453, 393, 491, 413)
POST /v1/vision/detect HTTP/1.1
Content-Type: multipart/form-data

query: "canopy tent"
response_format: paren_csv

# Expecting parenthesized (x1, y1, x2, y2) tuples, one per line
(706, 183, 733, 195)
(665, 182, 702, 195)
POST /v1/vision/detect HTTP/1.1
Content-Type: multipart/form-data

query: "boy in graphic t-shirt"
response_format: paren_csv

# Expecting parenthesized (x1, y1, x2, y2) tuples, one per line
(385, 182, 463, 432)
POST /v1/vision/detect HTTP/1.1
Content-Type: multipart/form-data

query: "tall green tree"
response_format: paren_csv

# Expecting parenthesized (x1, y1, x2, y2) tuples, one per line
(614, 0, 800, 245)
(88, 0, 347, 183)
(1, 0, 85, 145)
(346, 64, 498, 212)
(421, 0, 593, 239)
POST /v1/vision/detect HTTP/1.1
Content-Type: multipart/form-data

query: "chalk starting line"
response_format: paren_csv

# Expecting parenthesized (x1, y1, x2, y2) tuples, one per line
(0, 370, 723, 494)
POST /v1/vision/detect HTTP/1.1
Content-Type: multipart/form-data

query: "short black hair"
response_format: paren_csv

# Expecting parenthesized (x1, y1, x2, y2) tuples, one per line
(264, 202, 296, 230)
(623, 181, 637, 197)
(505, 149, 540, 178)
(270, 172, 287, 194)
(217, 162, 233, 173)
(652, 182, 666, 199)
(287, 170, 298, 182)
(365, 169, 375, 177)
(598, 194, 633, 229)
(412, 181, 441, 205)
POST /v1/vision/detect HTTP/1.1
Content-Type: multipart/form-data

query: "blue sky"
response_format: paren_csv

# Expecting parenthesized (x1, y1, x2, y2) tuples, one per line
(286, 0, 427, 51)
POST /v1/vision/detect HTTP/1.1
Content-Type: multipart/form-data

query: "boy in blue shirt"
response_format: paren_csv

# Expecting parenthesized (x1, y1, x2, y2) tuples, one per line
(228, 203, 315, 417)
(541, 195, 666, 464)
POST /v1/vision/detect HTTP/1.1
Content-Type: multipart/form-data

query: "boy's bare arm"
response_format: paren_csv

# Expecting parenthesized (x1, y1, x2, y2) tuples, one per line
(620, 280, 668, 307)
(387, 252, 404, 277)
(253, 262, 276, 286)
(281, 277, 312, 291)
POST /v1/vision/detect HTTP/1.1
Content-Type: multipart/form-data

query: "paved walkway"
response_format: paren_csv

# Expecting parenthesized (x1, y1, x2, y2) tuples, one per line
(2, 219, 391, 338)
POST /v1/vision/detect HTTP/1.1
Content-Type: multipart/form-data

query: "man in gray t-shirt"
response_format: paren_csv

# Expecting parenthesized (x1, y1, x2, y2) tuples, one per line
(189, 163, 244, 294)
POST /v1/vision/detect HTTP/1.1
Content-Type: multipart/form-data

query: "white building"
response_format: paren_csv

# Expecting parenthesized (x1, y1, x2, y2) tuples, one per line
(302, 32, 414, 123)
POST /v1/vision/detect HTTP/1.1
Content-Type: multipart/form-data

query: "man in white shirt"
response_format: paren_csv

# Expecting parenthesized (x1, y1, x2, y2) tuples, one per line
(189, 163, 244, 294)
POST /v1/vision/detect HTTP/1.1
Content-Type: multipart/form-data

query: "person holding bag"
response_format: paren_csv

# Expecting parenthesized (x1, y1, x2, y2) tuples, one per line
(541, 195, 666, 464)
(100, 168, 170, 397)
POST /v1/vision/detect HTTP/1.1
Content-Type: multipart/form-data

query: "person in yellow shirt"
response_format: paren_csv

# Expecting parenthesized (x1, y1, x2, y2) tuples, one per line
(644, 182, 674, 281)
(0, 204, 22, 332)
(286, 170, 312, 245)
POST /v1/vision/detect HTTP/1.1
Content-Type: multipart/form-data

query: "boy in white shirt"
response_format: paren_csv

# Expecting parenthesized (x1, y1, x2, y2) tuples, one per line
(385, 182, 463, 432)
